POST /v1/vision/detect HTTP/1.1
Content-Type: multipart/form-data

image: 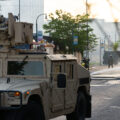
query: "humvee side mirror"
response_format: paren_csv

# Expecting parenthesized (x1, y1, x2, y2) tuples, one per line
(57, 74, 66, 88)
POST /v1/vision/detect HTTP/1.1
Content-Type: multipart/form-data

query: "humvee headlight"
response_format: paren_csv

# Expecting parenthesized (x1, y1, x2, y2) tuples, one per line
(14, 92, 20, 97)
(8, 91, 21, 98)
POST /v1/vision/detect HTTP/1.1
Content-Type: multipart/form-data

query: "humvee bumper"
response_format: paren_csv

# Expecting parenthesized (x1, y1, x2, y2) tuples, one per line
(0, 90, 22, 110)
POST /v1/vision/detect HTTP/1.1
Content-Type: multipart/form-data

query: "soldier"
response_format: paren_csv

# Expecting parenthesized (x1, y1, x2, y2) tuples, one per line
(108, 55, 113, 68)
(82, 57, 89, 69)
(0, 15, 8, 28)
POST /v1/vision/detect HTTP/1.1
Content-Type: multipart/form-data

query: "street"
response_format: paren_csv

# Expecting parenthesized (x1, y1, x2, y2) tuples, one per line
(52, 77, 120, 120)
(89, 78, 120, 120)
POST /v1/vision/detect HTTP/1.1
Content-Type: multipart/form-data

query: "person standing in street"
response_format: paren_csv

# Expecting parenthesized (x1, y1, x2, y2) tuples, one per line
(108, 55, 113, 68)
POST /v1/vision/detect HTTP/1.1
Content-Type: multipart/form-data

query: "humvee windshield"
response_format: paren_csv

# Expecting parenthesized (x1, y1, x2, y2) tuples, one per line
(7, 61, 44, 76)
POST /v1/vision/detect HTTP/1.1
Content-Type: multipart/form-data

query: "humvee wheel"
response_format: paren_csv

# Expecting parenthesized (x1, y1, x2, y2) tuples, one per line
(5, 102, 45, 120)
(66, 92, 86, 120)
(0, 110, 7, 120)
(5, 110, 17, 120)
(17, 101, 45, 120)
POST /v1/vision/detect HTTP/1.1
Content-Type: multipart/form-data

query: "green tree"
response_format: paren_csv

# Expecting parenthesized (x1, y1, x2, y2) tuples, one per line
(113, 42, 119, 51)
(43, 10, 97, 54)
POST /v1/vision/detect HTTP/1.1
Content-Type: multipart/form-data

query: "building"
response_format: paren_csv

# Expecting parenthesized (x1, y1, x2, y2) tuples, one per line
(0, 0, 44, 32)
(89, 19, 120, 65)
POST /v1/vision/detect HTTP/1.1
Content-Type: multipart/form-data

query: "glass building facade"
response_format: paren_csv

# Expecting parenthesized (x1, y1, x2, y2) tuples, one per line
(0, 0, 44, 32)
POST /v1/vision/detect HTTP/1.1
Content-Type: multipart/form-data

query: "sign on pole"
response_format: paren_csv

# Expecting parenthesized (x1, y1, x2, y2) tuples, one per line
(100, 42, 104, 48)
(73, 36, 78, 45)
(37, 31, 43, 41)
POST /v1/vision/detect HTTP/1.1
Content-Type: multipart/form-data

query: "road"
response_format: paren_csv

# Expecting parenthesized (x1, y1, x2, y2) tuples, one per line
(51, 78, 120, 120)
(89, 79, 120, 120)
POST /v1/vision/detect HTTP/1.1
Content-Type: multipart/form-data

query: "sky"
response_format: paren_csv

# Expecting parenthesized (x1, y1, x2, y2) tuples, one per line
(1, 0, 120, 22)
(44, 0, 120, 22)
(44, 0, 85, 16)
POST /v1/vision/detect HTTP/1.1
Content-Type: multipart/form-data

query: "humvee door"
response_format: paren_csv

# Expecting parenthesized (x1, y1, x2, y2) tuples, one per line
(51, 61, 65, 112)
(65, 61, 77, 109)
(51, 60, 77, 112)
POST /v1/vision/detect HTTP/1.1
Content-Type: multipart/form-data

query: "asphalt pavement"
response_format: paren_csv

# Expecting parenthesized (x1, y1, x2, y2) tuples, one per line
(89, 78, 120, 120)
(89, 66, 120, 120)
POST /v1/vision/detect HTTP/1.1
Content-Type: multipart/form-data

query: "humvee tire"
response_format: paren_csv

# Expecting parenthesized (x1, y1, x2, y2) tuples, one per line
(18, 102, 45, 120)
(0, 110, 7, 120)
(4, 110, 17, 120)
(5, 101, 45, 120)
(66, 92, 86, 120)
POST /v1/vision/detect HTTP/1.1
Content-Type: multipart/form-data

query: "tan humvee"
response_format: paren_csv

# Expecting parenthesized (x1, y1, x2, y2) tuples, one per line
(0, 13, 91, 120)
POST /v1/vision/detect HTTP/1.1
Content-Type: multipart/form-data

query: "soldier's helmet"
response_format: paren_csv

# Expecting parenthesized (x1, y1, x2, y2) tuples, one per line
(0, 15, 4, 23)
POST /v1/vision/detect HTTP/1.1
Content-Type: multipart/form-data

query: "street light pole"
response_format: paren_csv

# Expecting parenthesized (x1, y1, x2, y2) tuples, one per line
(86, 0, 89, 70)
(36, 13, 47, 42)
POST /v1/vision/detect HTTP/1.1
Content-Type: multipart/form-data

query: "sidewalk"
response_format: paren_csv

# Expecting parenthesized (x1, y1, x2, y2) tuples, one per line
(90, 65, 108, 73)
(90, 65, 120, 79)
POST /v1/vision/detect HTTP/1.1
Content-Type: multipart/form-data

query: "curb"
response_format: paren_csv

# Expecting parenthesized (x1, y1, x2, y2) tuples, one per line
(91, 77, 118, 80)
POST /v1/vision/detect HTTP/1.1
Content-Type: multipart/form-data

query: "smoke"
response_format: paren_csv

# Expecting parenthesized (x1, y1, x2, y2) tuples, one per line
(105, 0, 120, 40)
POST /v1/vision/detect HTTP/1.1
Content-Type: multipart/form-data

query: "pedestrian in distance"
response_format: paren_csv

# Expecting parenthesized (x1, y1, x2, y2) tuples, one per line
(108, 55, 113, 68)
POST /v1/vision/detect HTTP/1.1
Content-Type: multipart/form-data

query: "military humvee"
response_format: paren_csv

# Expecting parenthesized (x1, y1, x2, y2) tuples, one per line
(0, 13, 91, 120)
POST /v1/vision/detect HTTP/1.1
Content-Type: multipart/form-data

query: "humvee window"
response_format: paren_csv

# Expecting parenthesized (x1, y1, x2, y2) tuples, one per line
(7, 61, 44, 76)
(52, 64, 62, 81)
(54, 65, 61, 73)
(67, 64, 74, 79)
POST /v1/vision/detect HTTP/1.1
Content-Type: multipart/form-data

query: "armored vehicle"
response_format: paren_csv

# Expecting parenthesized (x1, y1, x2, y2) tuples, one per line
(0, 13, 91, 120)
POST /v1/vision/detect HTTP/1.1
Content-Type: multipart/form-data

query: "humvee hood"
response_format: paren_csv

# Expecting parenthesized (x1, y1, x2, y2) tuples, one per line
(0, 78, 47, 92)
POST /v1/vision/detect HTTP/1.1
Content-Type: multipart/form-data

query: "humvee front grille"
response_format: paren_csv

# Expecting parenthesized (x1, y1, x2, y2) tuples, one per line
(0, 91, 22, 110)
(0, 92, 5, 108)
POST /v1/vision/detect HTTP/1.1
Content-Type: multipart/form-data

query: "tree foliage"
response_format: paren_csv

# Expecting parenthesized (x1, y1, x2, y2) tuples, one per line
(113, 42, 119, 51)
(43, 10, 97, 54)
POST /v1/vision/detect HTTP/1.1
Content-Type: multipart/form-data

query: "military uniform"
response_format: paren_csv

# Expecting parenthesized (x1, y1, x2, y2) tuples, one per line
(108, 55, 113, 68)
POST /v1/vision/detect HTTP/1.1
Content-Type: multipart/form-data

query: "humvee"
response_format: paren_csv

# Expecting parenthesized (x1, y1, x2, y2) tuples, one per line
(0, 13, 91, 120)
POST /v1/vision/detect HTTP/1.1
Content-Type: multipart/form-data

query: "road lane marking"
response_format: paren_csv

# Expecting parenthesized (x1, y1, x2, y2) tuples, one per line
(106, 80, 120, 85)
(104, 97, 112, 100)
(91, 80, 120, 87)
(110, 106, 120, 109)
(91, 84, 109, 87)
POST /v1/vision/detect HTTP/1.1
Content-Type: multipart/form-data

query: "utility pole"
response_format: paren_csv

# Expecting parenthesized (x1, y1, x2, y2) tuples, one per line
(86, 0, 89, 70)
(19, 0, 20, 22)
(104, 36, 105, 53)
(100, 39, 101, 65)
(115, 31, 116, 42)
(0, 5, 1, 15)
